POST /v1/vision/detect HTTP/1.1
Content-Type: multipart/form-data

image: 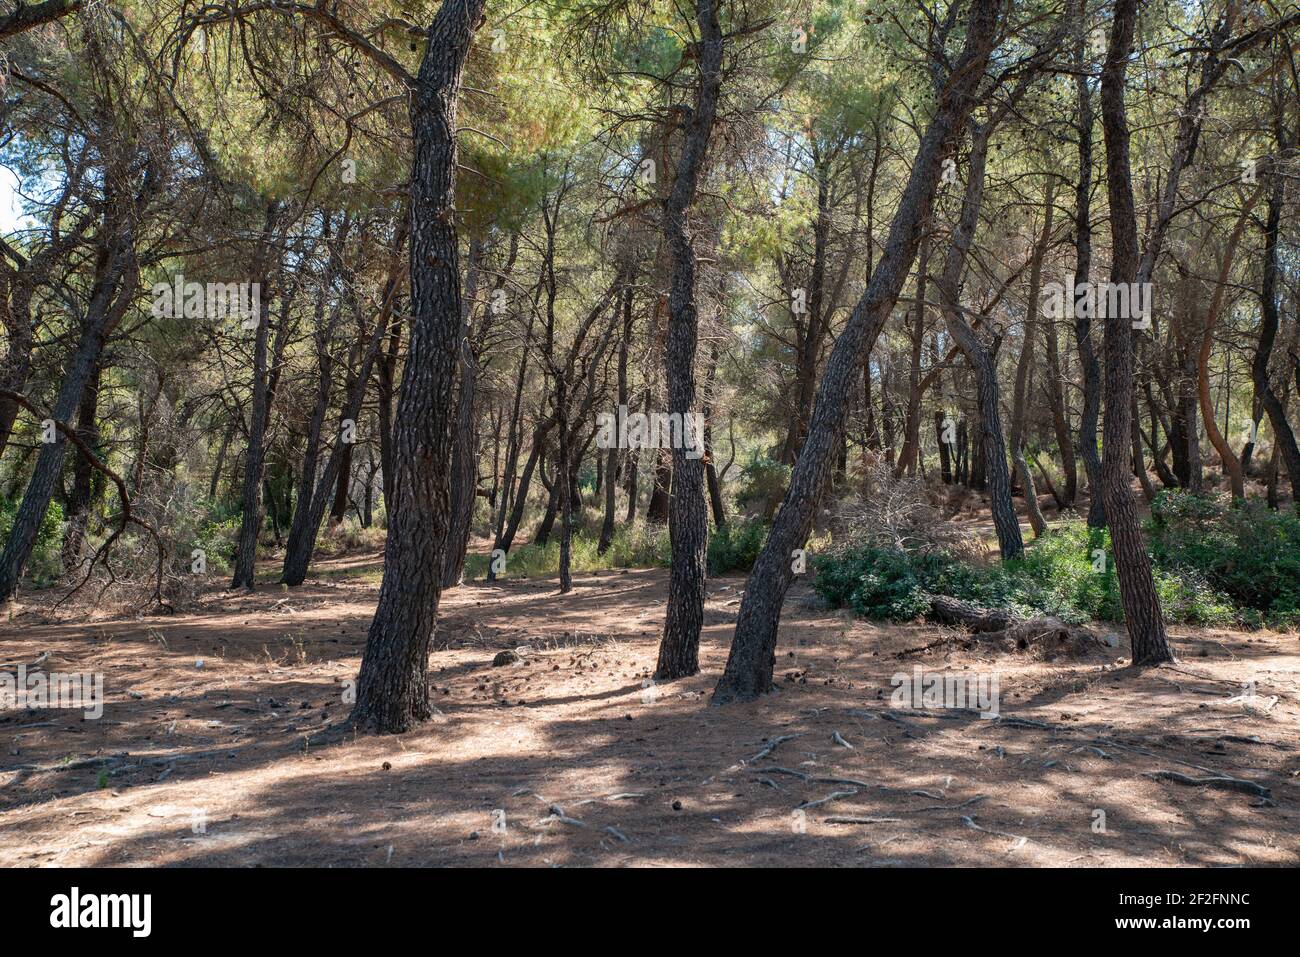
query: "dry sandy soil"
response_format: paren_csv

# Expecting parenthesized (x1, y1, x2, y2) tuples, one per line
(2, 550, 1298, 867)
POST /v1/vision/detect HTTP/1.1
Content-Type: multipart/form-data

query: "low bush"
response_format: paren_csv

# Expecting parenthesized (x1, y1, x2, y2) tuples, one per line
(1148, 491, 1300, 626)
(814, 518, 1239, 627)
(0, 498, 64, 586)
(707, 518, 767, 575)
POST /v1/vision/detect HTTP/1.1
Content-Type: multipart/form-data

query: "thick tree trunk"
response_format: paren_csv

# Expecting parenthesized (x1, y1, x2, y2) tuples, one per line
(654, 0, 722, 681)
(349, 0, 486, 734)
(1098, 0, 1173, 664)
(712, 0, 1001, 704)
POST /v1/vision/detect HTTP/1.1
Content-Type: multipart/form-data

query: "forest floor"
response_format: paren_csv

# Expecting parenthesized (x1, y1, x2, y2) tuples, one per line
(2, 548, 1298, 867)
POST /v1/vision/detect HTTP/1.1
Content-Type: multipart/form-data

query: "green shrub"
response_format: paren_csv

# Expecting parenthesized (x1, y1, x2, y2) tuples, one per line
(0, 498, 64, 586)
(735, 456, 790, 513)
(1148, 491, 1300, 625)
(462, 524, 672, 580)
(192, 515, 239, 575)
(708, 518, 767, 574)
(1002, 523, 1123, 623)
(813, 518, 1239, 627)
(812, 546, 983, 621)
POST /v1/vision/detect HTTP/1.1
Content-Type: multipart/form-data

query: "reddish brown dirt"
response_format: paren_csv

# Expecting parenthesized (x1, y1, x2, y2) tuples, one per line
(2, 553, 1298, 867)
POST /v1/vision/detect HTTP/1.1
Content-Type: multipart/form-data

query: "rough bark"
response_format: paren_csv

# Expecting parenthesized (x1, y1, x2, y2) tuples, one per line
(654, 0, 722, 681)
(349, 0, 486, 734)
(1253, 127, 1300, 502)
(712, 0, 1002, 704)
(1098, 0, 1173, 664)
(933, 121, 1023, 560)
(230, 203, 284, 590)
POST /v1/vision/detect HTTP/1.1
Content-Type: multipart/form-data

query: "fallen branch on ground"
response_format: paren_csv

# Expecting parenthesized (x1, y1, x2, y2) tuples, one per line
(897, 596, 1106, 657)
(1142, 769, 1272, 800)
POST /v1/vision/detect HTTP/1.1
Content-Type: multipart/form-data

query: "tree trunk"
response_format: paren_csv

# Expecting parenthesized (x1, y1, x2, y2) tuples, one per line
(1195, 197, 1258, 499)
(933, 121, 1023, 559)
(442, 236, 486, 588)
(894, 238, 928, 479)
(1253, 122, 1300, 502)
(281, 221, 407, 585)
(1012, 185, 1053, 538)
(1071, 0, 1106, 529)
(712, 0, 1001, 704)
(1098, 0, 1173, 664)
(598, 285, 633, 554)
(60, 362, 103, 572)
(230, 203, 283, 590)
(654, 0, 722, 681)
(349, 0, 486, 734)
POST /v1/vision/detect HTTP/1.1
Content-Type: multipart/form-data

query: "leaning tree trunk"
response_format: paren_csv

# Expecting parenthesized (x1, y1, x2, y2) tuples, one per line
(712, 0, 1002, 704)
(281, 219, 407, 585)
(280, 292, 396, 586)
(349, 0, 486, 734)
(489, 418, 554, 578)
(653, 0, 723, 681)
(932, 120, 1023, 560)
(0, 207, 137, 602)
(1098, 0, 1173, 664)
